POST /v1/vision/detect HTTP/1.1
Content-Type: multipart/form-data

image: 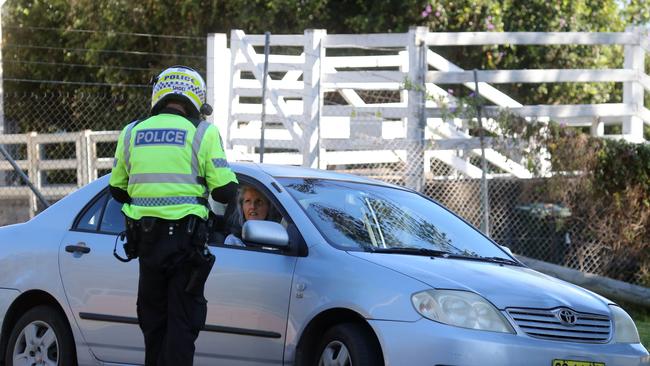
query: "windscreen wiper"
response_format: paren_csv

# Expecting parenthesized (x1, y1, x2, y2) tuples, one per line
(476, 256, 521, 266)
(453, 255, 521, 266)
(366, 247, 522, 265)
(366, 247, 452, 257)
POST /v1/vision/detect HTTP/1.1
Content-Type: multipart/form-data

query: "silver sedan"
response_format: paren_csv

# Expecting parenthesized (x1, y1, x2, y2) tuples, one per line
(0, 162, 648, 366)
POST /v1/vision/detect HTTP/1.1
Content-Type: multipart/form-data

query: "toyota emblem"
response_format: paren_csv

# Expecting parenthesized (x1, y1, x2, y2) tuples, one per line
(557, 308, 578, 326)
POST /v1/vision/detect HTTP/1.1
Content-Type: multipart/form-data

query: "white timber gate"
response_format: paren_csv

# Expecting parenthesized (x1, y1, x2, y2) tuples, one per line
(205, 27, 650, 190)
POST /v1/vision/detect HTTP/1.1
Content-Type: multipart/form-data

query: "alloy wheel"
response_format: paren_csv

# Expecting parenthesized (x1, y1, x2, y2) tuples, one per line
(318, 340, 352, 366)
(12, 320, 59, 366)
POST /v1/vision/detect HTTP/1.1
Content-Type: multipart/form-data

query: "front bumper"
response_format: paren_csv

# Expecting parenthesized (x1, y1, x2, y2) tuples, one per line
(369, 318, 650, 366)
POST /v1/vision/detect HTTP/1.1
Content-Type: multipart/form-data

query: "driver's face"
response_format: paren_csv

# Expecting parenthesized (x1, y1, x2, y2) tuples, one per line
(242, 188, 269, 221)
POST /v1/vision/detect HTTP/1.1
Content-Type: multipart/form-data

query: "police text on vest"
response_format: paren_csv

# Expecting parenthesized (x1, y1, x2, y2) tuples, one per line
(134, 129, 187, 146)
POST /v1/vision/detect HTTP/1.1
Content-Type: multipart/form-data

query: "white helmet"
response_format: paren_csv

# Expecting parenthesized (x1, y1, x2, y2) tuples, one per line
(150, 65, 212, 117)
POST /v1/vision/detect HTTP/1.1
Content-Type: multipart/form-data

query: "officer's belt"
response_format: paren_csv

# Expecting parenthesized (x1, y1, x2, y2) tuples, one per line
(131, 196, 208, 207)
(128, 173, 206, 186)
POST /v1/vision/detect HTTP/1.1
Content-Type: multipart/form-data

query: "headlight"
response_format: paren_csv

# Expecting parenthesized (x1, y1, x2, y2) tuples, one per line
(412, 290, 514, 333)
(609, 305, 640, 343)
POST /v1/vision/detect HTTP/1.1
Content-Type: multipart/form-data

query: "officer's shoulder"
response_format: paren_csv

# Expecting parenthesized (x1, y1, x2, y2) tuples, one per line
(184, 116, 210, 129)
(196, 120, 217, 133)
(119, 119, 141, 132)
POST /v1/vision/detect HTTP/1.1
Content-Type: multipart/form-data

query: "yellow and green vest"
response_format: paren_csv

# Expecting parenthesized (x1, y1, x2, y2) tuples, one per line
(109, 113, 237, 220)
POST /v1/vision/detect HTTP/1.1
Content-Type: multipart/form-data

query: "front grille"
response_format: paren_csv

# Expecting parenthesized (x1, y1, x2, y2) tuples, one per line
(506, 307, 611, 343)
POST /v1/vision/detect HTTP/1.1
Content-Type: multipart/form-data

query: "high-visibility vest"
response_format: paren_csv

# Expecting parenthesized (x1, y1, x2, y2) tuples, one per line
(109, 112, 237, 220)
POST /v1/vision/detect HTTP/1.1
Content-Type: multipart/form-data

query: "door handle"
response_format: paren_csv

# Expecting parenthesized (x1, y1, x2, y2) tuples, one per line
(65, 243, 91, 254)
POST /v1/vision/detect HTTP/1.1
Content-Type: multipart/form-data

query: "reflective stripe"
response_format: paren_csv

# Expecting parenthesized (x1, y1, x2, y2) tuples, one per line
(212, 158, 229, 168)
(126, 119, 209, 189)
(123, 121, 137, 173)
(191, 121, 211, 176)
(217, 131, 225, 151)
(131, 196, 208, 207)
(129, 173, 206, 186)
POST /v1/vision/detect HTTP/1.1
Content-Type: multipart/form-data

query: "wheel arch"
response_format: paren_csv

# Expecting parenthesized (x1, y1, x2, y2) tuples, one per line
(294, 307, 384, 366)
(0, 290, 76, 366)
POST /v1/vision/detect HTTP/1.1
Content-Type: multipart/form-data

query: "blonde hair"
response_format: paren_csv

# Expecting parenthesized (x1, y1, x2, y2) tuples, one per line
(228, 186, 271, 233)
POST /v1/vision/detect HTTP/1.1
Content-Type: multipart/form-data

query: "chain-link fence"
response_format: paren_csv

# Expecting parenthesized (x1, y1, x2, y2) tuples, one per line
(3, 91, 150, 133)
(0, 91, 149, 220)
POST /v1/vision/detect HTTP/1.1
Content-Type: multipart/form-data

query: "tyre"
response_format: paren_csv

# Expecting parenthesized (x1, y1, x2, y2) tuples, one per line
(4, 305, 76, 366)
(315, 323, 383, 366)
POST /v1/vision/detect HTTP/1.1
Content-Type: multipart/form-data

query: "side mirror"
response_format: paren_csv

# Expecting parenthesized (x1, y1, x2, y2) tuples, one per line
(242, 220, 290, 249)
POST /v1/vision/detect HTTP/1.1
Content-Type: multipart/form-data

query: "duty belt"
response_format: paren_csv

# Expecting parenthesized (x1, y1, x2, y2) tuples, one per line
(131, 196, 208, 207)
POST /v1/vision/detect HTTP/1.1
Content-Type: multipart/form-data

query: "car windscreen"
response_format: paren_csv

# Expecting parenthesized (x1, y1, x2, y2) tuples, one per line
(278, 177, 510, 259)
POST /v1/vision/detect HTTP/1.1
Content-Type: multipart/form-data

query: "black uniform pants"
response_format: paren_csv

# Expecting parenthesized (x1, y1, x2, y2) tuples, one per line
(136, 217, 208, 366)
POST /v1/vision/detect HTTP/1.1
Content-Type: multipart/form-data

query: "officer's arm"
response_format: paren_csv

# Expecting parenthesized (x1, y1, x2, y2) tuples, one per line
(211, 181, 238, 204)
(109, 126, 131, 204)
(110, 185, 131, 204)
(202, 125, 238, 203)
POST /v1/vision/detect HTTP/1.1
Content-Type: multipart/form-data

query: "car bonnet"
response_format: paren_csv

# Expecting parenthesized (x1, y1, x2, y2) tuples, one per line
(348, 251, 611, 314)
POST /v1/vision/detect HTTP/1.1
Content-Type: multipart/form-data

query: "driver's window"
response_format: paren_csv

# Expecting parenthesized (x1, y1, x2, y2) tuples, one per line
(211, 180, 286, 248)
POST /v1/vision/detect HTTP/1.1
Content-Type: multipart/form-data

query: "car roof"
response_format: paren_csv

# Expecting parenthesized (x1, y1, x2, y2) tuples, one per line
(231, 162, 396, 187)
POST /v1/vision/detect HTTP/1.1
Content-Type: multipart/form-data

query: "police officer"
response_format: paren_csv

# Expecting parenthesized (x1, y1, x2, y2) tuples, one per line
(109, 65, 238, 366)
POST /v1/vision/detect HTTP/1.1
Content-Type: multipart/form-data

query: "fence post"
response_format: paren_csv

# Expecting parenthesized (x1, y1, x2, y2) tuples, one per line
(76, 131, 83, 187)
(76, 131, 87, 186)
(623, 26, 644, 143)
(86, 131, 93, 182)
(590, 118, 604, 137)
(27, 132, 39, 217)
(406, 26, 428, 191)
(303, 29, 326, 168)
(207, 33, 231, 148)
(88, 133, 98, 181)
(228, 30, 243, 154)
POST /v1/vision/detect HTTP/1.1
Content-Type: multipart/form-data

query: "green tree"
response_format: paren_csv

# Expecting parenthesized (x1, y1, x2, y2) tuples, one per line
(3, 0, 74, 93)
(317, 0, 425, 33)
(2, 0, 650, 133)
(420, 0, 626, 105)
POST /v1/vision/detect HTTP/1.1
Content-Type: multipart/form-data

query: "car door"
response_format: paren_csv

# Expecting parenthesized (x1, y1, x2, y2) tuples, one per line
(193, 176, 299, 365)
(60, 178, 300, 365)
(59, 190, 143, 364)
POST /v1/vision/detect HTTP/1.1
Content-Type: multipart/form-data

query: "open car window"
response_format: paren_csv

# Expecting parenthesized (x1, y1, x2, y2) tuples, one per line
(209, 175, 290, 250)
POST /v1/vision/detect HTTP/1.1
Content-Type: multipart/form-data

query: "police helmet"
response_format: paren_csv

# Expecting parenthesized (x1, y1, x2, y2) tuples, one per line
(150, 65, 213, 117)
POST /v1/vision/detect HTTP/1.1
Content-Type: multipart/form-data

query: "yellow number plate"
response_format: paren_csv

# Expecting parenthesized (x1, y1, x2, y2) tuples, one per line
(552, 360, 605, 366)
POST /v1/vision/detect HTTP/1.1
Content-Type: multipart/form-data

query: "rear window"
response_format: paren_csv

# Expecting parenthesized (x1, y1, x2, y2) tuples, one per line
(75, 194, 107, 231)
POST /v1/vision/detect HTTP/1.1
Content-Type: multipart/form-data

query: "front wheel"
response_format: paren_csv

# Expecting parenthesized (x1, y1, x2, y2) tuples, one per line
(316, 323, 383, 366)
(4, 305, 76, 366)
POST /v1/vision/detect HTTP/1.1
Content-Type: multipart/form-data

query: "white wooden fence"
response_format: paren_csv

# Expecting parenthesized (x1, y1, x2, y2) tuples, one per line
(206, 27, 650, 189)
(0, 131, 118, 216)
